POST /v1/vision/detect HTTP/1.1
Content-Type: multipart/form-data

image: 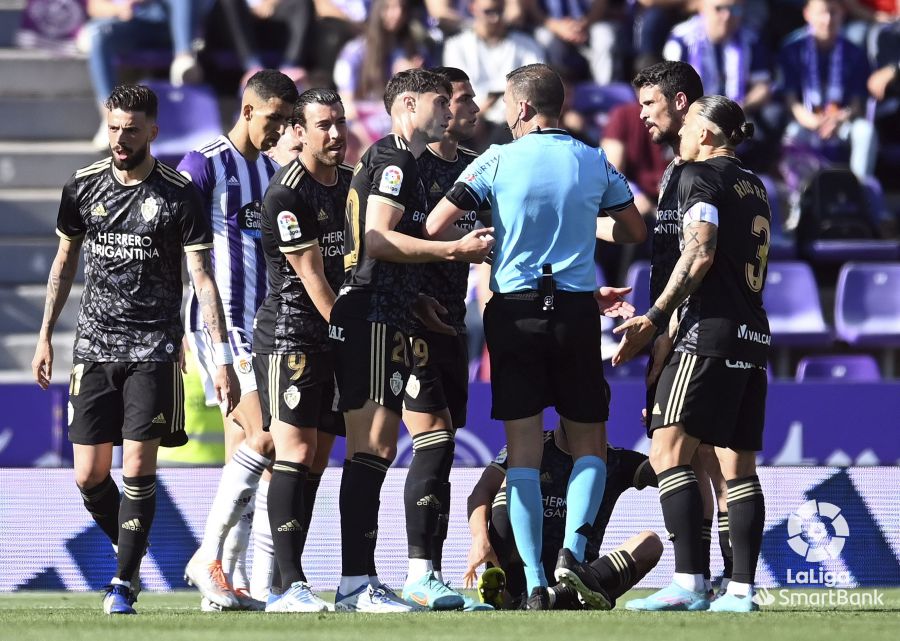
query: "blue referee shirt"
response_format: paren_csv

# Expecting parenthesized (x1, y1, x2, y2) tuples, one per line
(456, 129, 633, 293)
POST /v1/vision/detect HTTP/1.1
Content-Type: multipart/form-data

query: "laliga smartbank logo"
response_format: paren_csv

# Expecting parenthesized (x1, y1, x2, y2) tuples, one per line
(751, 500, 884, 608)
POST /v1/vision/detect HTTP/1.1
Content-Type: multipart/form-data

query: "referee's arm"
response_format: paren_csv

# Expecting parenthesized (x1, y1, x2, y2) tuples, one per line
(596, 201, 647, 244)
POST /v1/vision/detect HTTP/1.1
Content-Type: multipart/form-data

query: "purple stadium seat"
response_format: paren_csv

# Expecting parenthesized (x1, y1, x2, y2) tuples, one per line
(795, 355, 882, 382)
(624, 260, 651, 319)
(140, 80, 223, 161)
(835, 262, 900, 346)
(763, 261, 832, 346)
(571, 82, 636, 116)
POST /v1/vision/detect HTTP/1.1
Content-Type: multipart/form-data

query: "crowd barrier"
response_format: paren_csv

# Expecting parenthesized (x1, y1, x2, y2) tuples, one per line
(1, 466, 897, 592)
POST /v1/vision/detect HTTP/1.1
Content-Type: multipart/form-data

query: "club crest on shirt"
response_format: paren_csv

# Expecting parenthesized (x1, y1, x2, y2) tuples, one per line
(278, 211, 302, 241)
(379, 165, 403, 196)
(406, 374, 420, 399)
(237, 357, 252, 375)
(140, 197, 159, 221)
(283, 385, 301, 409)
(389, 371, 404, 396)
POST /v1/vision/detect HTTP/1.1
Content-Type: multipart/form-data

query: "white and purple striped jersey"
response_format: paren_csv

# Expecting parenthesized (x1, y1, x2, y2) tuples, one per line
(178, 135, 280, 332)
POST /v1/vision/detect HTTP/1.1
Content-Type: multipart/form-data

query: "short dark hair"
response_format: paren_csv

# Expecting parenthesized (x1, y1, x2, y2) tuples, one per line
(430, 66, 470, 84)
(505, 63, 564, 118)
(632, 61, 704, 104)
(105, 84, 158, 119)
(291, 88, 343, 127)
(694, 95, 754, 147)
(245, 69, 300, 104)
(383, 68, 452, 114)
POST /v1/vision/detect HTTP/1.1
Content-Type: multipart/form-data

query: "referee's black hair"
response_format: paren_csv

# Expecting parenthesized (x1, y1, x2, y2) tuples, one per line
(632, 61, 704, 104)
(383, 68, 452, 114)
(105, 84, 158, 120)
(695, 95, 755, 148)
(291, 88, 343, 128)
(430, 66, 470, 84)
(505, 63, 564, 118)
(245, 69, 300, 104)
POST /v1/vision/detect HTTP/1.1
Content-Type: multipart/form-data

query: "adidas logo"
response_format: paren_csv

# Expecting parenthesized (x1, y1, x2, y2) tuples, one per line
(540, 472, 552, 484)
(227, 176, 240, 186)
(318, 209, 328, 221)
(652, 403, 662, 415)
(122, 519, 144, 532)
(364, 528, 378, 540)
(151, 413, 166, 424)
(430, 181, 442, 193)
(277, 519, 303, 532)
(416, 494, 441, 508)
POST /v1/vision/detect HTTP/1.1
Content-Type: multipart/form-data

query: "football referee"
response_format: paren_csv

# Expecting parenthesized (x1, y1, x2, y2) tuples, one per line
(425, 63, 646, 609)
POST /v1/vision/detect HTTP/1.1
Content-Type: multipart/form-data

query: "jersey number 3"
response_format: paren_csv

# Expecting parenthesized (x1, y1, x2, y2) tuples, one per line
(745, 214, 770, 293)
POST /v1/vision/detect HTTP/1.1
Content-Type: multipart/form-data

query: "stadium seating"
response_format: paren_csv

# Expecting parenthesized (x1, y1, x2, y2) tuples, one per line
(834, 262, 900, 347)
(624, 260, 651, 322)
(795, 354, 882, 382)
(763, 261, 832, 347)
(138, 80, 222, 163)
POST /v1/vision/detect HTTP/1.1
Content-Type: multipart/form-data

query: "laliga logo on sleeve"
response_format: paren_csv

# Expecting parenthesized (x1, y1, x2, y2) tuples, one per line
(786, 500, 850, 562)
(379, 165, 403, 196)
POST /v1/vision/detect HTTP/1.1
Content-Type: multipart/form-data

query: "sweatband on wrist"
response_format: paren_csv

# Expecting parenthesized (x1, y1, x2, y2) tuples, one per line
(212, 343, 233, 366)
(646, 305, 670, 330)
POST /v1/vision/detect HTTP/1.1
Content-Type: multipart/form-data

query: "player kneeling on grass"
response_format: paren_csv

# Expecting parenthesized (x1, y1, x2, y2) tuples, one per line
(464, 427, 662, 610)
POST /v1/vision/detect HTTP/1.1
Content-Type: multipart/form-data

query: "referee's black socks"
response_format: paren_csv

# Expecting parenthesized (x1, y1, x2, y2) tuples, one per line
(404, 430, 454, 561)
(116, 475, 156, 581)
(79, 474, 120, 545)
(269, 460, 309, 587)
(340, 453, 391, 577)
(726, 475, 765, 587)
(657, 465, 705, 588)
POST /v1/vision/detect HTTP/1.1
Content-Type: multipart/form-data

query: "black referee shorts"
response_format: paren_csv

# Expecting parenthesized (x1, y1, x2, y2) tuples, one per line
(649, 351, 767, 451)
(483, 291, 610, 423)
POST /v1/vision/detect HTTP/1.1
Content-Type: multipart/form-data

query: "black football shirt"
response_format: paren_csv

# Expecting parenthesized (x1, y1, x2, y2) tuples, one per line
(254, 159, 352, 354)
(56, 157, 212, 362)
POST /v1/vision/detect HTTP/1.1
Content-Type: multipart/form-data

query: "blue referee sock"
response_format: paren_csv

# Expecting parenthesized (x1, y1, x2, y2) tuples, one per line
(506, 467, 546, 593)
(563, 455, 606, 562)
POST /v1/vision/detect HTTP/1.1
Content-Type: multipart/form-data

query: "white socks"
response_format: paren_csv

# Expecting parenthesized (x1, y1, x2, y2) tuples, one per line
(407, 558, 433, 582)
(223, 494, 253, 589)
(673, 572, 706, 593)
(726, 580, 752, 597)
(199, 442, 270, 559)
(250, 479, 276, 599)
(339, 575, 369, 595)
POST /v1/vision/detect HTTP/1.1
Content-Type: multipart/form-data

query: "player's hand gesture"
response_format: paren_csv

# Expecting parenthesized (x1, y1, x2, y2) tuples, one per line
(451, 227, 495, 264)
(463, 536, 500, 589)
(612, 315, 657, 366)
(32, 338, 53, 390)
(412, 294, 457, 336)
(595, 286, 634, 319)
(214, 365, 241, 415)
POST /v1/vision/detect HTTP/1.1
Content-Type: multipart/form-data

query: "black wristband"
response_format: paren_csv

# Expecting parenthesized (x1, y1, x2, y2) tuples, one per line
(645, 305, 670, 329)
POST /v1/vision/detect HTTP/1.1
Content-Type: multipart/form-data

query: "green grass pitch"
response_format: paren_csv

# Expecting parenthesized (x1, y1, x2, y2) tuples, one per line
(1, 589, 897, 641)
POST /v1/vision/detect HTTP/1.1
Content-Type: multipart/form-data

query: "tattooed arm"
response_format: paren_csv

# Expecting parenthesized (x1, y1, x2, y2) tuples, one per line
(612, 220, 717, 365)
(186, 249, 240, 411)
(32, 236, 83, 389)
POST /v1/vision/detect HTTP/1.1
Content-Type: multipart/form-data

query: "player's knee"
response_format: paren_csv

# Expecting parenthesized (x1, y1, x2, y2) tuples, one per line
(246, 431, 275, 459)
(631, 531, 664, 574)
(75, 469, 110, 491)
